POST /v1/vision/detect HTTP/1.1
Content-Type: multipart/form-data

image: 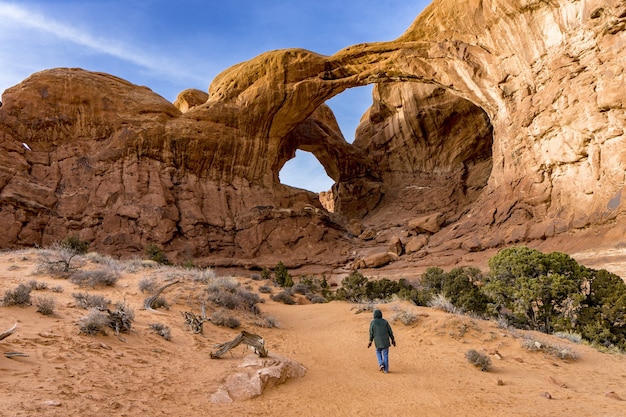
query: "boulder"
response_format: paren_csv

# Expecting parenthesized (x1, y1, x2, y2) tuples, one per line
(408, 213, 445, 235)
(210, 354, 307, 403)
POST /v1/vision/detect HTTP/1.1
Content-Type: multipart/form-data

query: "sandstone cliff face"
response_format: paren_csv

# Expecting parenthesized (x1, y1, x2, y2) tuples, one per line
(0, 0, 625, 271)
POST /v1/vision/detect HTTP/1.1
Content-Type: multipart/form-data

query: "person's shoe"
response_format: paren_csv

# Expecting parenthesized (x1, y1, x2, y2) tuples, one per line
(379, 365, 384, 372)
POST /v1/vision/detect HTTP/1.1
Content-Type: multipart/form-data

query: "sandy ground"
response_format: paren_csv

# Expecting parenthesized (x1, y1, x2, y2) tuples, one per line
(0, 249, 625, 417)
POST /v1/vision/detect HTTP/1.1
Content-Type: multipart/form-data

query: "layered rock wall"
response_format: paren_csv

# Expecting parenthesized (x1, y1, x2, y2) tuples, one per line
(0, 0, 624, 269)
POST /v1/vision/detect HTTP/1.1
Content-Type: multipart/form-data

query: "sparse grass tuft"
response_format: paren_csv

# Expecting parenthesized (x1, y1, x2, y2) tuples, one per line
(72, 292, 110, 309)
(428, 293, 460, 314)
(28, 280, 48, 290)
(78, 309, 110, 335)
(254, 315, 279, 328)
(138, 278, 158, 293)
(465, 349, 491, 371)
(2, 283, 32, 306)
(210, 309, 241, 328)
(392, 307, 418, 325)
(258, 284, 273, 294)
(34, 295, 56, 315)
(70, 269, 119, 287)
(554, 331, 583, 344)
(270, 290, 296, 305)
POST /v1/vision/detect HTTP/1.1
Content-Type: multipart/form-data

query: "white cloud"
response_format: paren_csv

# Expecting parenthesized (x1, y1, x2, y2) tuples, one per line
(0, 2, 206, 95)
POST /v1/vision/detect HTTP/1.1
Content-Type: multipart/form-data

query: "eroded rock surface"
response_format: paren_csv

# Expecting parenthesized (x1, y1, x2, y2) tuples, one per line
(1, 0, 625, 273)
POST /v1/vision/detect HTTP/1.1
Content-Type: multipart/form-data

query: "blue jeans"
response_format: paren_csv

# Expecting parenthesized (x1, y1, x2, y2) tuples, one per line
(376, 347, 389, 372)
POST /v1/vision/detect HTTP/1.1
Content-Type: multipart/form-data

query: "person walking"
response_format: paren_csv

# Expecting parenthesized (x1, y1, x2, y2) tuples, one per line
(368, 309, 396, 373)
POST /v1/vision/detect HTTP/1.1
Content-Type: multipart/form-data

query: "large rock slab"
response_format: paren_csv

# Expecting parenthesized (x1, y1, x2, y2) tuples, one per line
(210, 354, 307, 403)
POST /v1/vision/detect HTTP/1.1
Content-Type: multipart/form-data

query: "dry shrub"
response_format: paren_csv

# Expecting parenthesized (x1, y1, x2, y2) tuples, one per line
(428, 293, 460, 314)
(306, 293, 327, 304)
(392, 308, 418, 325)
(34, 295, 56, 315)
(78, 309, 110, 335)
(270, 290, 296, 305)
(149, 323, 172, 341)
(138, 278, 158, 293)
(210, 309, 240, 328)
(254, 315, 279, 328)
(206, 285, 262, 313)
(3, 283, 32, 306)
(258, 284, 273, 294)
(28, 280, 48, 290)
(72, 292, 110, 309)
(70, 269, 119, 287)
(465, 349, 491, 371)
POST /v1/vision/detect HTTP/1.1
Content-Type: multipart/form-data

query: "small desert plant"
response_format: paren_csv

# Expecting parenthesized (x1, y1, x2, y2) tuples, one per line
(70, 269, 119, 287)
(554, 331, 583, 344)
(260, 267, 272, 280)
(36, 243, 83, 274)
(392, 308, 418, 325)
(465, 349, 491, 371)
(28, 280, 48, 290)
(274, 261, 293, 287)
(270, 290, 296, 305)
(190, 267, 216, 283)
(254, 315, 279, 328)
(61, 235, 90, 254)
(206, 276, 239, 292)
(206, 281, 262, 313)
(149, 323, 172, 341)
(50, 285, 64, 293)
(145, 243, 171, 265)
(210, 309, 240, 328)
(72, 292, 110, 309)
(258, 284, 273, 294)
(289, 283, 309, 295)
(138, 278, 158, 293)
(306, 293, 328, 304)
(2, 283, 32, 306)
(428, 293, 460, 314)
(78, 309, 110, 335)
(34, 295, 56, 315)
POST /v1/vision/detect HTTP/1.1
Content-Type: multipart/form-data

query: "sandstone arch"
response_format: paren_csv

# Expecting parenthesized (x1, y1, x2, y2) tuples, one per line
(1, 0, 624, 268)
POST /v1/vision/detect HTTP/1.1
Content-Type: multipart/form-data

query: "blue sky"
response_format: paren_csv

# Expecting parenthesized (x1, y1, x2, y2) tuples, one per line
(0, 0, 429, 192)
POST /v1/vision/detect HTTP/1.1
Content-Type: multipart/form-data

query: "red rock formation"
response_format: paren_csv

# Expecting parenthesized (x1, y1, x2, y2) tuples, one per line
(0, 0, 625, 272)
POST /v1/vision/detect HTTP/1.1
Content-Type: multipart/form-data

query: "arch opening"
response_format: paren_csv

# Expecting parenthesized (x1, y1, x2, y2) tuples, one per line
(344, 81, 494, 224)
(278, 149, 334, 194)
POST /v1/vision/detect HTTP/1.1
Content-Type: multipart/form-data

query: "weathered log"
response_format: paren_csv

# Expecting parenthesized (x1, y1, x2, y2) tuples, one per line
(0, 323, 17, 341)
(210, 331, 268, 359)
(144, 280, 180, 312)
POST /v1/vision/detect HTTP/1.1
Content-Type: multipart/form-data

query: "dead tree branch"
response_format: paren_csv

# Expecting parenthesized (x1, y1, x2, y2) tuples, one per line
(144, 280, 180, 312)
(210, 330, 268, 359)
(181, 311, 207, 334)
(0, 323, 17, 341)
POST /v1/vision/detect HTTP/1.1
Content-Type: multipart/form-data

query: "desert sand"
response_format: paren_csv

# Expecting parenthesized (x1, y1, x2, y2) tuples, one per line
(1, 249, 625, 417)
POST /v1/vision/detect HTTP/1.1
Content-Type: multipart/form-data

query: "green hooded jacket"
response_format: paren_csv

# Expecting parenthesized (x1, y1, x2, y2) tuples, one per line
(369, 309, 395, 348)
